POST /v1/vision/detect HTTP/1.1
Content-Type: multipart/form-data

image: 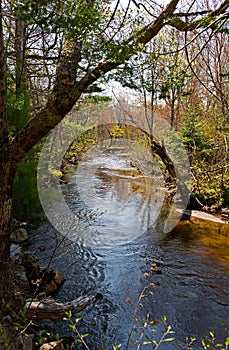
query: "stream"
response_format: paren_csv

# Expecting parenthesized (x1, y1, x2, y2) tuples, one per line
(22, 152, 229, 349)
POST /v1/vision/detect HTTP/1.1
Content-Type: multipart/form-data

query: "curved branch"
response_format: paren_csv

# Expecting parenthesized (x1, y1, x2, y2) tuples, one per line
(10, 1, 179, 166)
(10, 0, 229, 167)
(167, 0, 229, 31)
(183, 18, 228, 101)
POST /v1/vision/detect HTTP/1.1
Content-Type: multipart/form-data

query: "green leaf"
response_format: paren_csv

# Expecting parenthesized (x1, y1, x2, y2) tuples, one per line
(65, 310, 72, 319)
(69, 324, 75, 330)
(19, 308, 28, 320)
(14, 322, 25, 329)
(113, 345, 122, 350)
(75, 317, 82, 324)
(163, 337, 175, 342)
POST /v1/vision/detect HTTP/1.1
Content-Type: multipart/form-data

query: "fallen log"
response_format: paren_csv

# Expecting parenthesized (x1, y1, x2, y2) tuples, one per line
(25, 295, 94, 320)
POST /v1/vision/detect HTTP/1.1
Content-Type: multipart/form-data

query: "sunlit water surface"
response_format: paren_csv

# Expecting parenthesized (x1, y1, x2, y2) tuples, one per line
(21, 153, 229, 349)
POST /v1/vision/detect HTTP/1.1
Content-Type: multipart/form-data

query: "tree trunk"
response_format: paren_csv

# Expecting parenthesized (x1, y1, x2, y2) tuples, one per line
(0, 3, 15, 316)
(170, 92, 175, 130)
(0, 165, 14, 318)
(15, 16, 25, 91)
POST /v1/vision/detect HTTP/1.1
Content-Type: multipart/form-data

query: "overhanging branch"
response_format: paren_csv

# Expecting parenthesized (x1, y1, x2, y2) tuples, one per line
(10, 0, 229, 166)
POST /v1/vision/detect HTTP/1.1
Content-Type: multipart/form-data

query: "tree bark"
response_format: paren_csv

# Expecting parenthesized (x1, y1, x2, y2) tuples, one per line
(0, 0, 7, 139)
(10, 0, 229, 166)
(0, 0, 15, 317)
(0, 161, 15, 317)
(170, 92, 175, 130)
(10, 0, 182, 166)
(15, 16, 25, 91)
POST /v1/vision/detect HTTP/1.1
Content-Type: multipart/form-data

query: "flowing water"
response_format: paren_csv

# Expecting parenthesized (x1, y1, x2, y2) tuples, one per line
(22, 152, 229, 349)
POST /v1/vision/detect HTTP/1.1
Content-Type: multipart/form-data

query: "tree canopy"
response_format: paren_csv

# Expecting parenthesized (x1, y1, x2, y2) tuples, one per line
(1, 0, 228, 168)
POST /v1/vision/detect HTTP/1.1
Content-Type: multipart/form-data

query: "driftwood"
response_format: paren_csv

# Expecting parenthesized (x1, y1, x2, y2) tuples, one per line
(25, 295, 94, 320)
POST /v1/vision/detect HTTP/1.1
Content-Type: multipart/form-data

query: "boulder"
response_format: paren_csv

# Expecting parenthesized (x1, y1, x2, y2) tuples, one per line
(18, 252, 65, 294)
(39, 341, 65, 350)
(10, 228, 28, 243)
(221, 208, 229, 215)
(10, 218, 20, 230)
(12, 260, 30, 292)
(54, 270, 65, 286)
(21, 251, 40, 288)
(11, 333, 34, 350)
(220, 208, 229, 221)
(0, 317, 33, 350)
(39, 269, 65, 294)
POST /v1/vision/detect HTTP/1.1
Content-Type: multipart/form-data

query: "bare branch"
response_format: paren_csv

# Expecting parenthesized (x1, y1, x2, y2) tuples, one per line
(168, 0, 229, 31)
(184, 16, 228, 101)
(10, 0, 229, 166)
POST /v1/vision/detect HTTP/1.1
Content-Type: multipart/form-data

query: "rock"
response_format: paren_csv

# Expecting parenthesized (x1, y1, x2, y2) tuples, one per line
(180, 209, 191, 221)
(21, 251, 40, 288)
(209, 204, 220, 214)
(0, 317, 34, 350)
(39, 269, 65, 294)
(221, 208, 229, 214)
(17, 252, 65, 294)
(221, 214, 229, 222)
(12, 333, 34, 350)
(10, 218, 20, 230)
(203, 206, 210, 212)
(19, 221, 28, 227)
(12, 260, 30, 292)
(220, 208, 229, 221)
(38, 245, 46, 251)
(39, 341, 65, 350)
(10, 228, 28, 243)
(54, 270, 65, 286)
(45, 280, 59, 294)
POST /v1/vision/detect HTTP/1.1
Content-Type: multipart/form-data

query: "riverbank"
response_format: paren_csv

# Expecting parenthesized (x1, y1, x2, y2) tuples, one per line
(178, 209, 229, 225)
(62, 139, 229, 226)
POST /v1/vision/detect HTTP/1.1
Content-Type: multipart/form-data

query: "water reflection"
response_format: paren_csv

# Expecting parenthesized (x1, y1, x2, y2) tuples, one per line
(26, 153, 229, 349)
(169, 219, 229, 266)
(63, 154, 165, 247)
(60, 153, 229, 348)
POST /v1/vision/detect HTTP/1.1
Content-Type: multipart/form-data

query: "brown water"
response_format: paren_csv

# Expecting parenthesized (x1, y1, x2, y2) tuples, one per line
(23, 153, 229, 349)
